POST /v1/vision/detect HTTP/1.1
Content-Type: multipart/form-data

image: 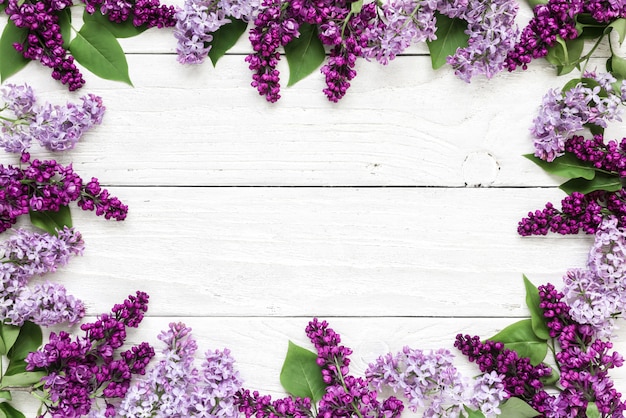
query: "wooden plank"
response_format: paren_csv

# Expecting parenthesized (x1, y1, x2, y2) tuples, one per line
(8, 317, 626, 416)
(34, 186, 592, 317)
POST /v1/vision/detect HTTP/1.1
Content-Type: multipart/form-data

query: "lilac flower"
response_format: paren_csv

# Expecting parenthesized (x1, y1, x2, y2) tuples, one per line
(0, 84, 106, 153)
(118, 322, 242, 417)
(531, 72, 626, 161)
(366, 347, 507, 416)
(12, 281, 85, 327)
(26, 291, 155, 418)
(236, 390, 313, 417)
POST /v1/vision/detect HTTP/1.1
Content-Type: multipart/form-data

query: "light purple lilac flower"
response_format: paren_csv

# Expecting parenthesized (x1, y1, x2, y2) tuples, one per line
(0, 83, 105, 153)
(532, 71, 626, 161)
(442, 0, 520, 82)
(366, 347, 508, 416)
(0, 227, 85, 326)
(174, 0, 259, 64)
(118, 322, 242, 417)
(563, 216, 626, 338)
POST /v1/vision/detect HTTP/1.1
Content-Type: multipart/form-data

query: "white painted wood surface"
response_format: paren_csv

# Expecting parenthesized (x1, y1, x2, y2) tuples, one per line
(3, 3, 626, 415)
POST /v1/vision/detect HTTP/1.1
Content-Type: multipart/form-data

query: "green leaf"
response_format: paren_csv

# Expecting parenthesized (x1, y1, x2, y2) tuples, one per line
(609, 18, 626, 44)
(523, 276, 550, 341)
(607, 54, 626, 80)
(526, 0, 548, 7)
(280, 341, 326, 402)
(540, 366, 559, 386)
(523, 153, 596, 180)
(0, 403, 25, 418)
(350, 0, 363, 14)
(463, 405, 486, 418)
(69, 22, 132, 85)
(29, 205, 73, 236)
(559, 172, 623, 195)
(0, 323, 20, 356)
(0, 391, 12, 401)
(0, 22, 30, 82)
(498, 397, 540, 418)
(7, 321, 42, 362)
(284, 23, 325, 87)
(4, 359, 27, 377)
(545, 37, 583, 75)
(0, 371, 45, 388)
(208, 19, 248, 66)
(82, 9, 148, 38)
(57, 8, 72, 49)
(586, 402, 601, 418)
(427, 13, 469, 70)
(489, 319, 547, 365)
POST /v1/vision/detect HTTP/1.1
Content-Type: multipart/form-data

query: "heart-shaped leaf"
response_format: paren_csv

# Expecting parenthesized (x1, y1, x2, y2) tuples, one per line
(70, 22, 132, 85)
(489, 319, 547, 365)
(427, 13, 469, 70)
(285, 23, 325, 87)
(523, 153, 596, 180)
(523, 276, 550, 341)
(559, 172, 623, 195)
(0, 323, 20, 357)
(208, 19, 248, 66)
(29, 205, 73, 236)
(0, 22, 30, 82)
(498, 397, 540, 418)
(57, 8, 72, 49)
(7, 321, 42, 362)
(0, 403, 25, 418)
(280, 341, 326, 402)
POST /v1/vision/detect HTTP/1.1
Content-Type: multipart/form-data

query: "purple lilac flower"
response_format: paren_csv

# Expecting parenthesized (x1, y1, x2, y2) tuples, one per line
(0, 227, 84, 327)
(366, 347, 508, 416)
(175, 0, 259, 64)
(236, 390, 313, 417)
(80, 0, 177, 29)
(118, 322, 242, 417)
(442, 0, 520, 82)
(305, 318, 404, 417)
(531, 72, 626, 162)
(26, 291, 155, 418)
(0, 84, 106, 153)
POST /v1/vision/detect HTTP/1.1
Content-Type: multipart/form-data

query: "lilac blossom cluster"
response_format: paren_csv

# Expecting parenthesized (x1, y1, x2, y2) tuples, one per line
(566, 134, 626, 177)
(25, 291, 155, 418)
(531, 72, 626, 162)
(366, 347, 508, 416)
(439, 0, 519, 82)
(4, 0, 85, 90)
(81, 0, 176, 27)
(536, 283, 626, 416)
(175, 0, 259, 64)
(0, 84, 105, 153)
(236, 390, 313, 417)
(563, 216, 626, 338)
(0, 153, 128, 233)
(118, 322, 242, 417)
(0, 227, 84, 327)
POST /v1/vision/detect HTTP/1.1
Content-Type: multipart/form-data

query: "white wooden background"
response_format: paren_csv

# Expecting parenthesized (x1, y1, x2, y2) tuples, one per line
(4, 2, 626, 415)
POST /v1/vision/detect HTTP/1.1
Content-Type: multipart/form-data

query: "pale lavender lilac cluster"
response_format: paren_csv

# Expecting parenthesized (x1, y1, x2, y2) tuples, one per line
(531, 72, 626, 161)
(439, 0, 519, 82)
(26, 291, 155, 418)
(0, 154, 128, 233)
(366, 347, 508, 416)
(118, 322, 242, 417)
(175, 0, 259, 64)
(0, 227, 85, 327)
(0, 83, 105, 153)
(562, 216, 626, 338)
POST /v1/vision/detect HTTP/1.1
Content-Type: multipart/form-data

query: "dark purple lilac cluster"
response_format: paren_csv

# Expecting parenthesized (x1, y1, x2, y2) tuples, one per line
(537, 283, 626, 416)
(566, 134, 626, 177)
(25, 291, 155, 418)
(505, 0, 626, 71)
(246, 0, 380, 102)
(2, 0, 175, 90)
(5, 0, 85, 91)
(454, 335, 552, 411)
(305, 318, 404, 417)
(0, 153, 128, 233)
(236, 390, 314, 417)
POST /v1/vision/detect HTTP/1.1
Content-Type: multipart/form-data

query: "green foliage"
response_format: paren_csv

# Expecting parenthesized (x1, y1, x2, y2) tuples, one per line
(0, 403, 26, 418)
(523, 153, 595, 181)
(7, 322, 42, 362)
(427, 13, 469, 69)
(208, 19, 248, 66)
(0, 371, 46, 389)
(586, 402, 601, 418)
(82, 10, 148, 38)
(280, 341, 326, 402)
(350, 0, 363, 14)
(29, 205, 73, 236)
(70, 22, 132, 85)
(526, 0, 548, 7)
(522, 276, 550, 341)
(57, 8, 72, 49)
(607, 54, 626, 80)
(540, 366, 560, 386)
(489, 319, 547, 366)
(0, 22, 30, 83)
(498, 398, 540, 418)
(545, 37, 584, 75)
(608, 18, 626, 44)
(559, 172, 623, 195)
(284, 23, 325, 87)
(463, 405, 486, 418)
(0, 324, 20, 357)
